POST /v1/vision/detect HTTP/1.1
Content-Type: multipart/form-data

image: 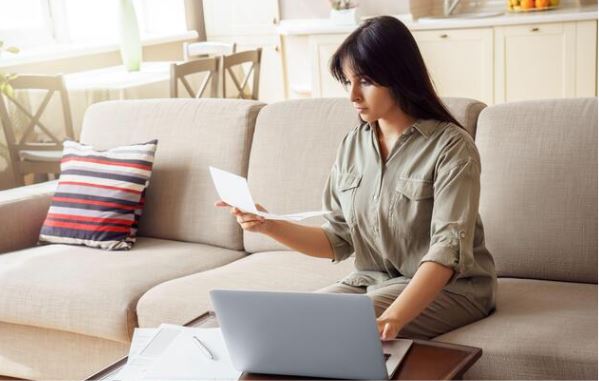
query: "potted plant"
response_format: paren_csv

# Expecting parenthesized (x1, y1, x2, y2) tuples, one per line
(0, 41, 19, 96)
(329, 0, 359, 25)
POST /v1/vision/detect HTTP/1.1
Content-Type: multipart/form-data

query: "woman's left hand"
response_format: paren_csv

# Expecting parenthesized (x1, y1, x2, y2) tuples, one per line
(376, 315, 403, 341)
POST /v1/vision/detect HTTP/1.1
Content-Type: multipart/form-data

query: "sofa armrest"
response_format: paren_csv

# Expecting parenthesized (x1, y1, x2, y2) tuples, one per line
(0, 181, 57, 254)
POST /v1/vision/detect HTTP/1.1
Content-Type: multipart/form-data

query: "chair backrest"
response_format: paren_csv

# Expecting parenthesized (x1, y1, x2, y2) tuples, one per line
(243, 97, 486, 253)
(221, 48, 262, 100)
(0, 75, 74, 150)
(183, 41, 237, 60)
(476, 98, 597, 283)
(170, 57, 220, 98)
(0, 74, 74, 184)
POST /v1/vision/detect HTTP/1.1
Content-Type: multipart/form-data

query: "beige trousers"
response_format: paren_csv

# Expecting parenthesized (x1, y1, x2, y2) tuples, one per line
(315, 282, 487, 340)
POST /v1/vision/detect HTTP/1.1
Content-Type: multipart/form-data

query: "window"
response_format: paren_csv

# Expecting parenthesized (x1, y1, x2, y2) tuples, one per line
(134, 0, 187, 36)
(0, 0, 53, 47)
(0, 0, 188, 49)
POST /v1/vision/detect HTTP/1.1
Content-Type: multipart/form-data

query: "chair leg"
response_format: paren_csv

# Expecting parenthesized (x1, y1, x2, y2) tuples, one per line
(32, 173, 49, 184)
(12, 172, 25, 187)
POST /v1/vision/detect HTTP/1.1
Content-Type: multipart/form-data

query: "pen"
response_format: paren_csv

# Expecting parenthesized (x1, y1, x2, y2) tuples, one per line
(192, 335, 215, 360)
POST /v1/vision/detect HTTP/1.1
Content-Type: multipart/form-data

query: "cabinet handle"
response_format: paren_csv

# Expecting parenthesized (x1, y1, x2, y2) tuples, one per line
(274, 45, 280, 52)
(531, 27, 540, 32)
(440, 33, 448, 38)
(272, 17, 279, 25)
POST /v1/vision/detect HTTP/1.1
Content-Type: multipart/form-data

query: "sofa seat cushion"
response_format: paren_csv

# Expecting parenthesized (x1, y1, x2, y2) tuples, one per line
(434, 278, 597, 380)
(0, 237, 246, 343)
(137, 251, 356, 328)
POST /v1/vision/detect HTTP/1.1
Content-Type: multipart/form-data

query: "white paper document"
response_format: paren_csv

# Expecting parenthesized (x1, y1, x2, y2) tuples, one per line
(109, 324, 240, 381)
(144, 326, 241, 380)
(209, 166, 331, 221)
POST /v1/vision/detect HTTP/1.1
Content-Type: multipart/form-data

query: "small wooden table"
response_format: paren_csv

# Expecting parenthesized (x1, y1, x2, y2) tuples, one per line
(85, 312, 481, 381)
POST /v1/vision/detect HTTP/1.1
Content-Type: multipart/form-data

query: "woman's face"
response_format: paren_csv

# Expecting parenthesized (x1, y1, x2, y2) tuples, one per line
(342, 63, 397, 123)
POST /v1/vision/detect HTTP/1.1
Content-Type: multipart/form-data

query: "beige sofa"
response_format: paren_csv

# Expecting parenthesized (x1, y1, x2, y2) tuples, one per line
(0, 97, 596, 380)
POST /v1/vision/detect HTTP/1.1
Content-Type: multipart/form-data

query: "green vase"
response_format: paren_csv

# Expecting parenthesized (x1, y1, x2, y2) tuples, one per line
(118, 0, 142, 71)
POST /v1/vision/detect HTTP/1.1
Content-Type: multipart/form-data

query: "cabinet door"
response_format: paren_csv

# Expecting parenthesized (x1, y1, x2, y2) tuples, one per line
(310, 34, 349, 98)
(413, 28, 494, 105)
(495, 22, 577, 103)
(576, 20, 597, 97)
(210, 35, 286, 103)
(203, 0, 279, 37)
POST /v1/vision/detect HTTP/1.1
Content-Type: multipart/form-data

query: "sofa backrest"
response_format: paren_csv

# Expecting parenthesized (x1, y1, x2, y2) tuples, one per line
(244, 97, 487, 253)
(80, 98, 265, 250)
(476, 98, 597, 283)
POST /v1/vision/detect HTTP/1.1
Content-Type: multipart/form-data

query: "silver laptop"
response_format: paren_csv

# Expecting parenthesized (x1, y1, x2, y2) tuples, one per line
(209, 289, 408, 380)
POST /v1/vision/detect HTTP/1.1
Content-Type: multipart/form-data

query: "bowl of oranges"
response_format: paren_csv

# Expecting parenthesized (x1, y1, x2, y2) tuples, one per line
(507, 0, 560, 12)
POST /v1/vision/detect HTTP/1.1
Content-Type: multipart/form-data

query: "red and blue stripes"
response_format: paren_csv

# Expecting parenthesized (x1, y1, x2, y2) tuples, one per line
(39, 139, 157, 250)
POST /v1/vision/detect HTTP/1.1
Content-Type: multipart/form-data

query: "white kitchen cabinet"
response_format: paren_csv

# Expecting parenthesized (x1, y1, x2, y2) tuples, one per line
(494, 20, 597, 103)
(209, 35, 286, 103)
(281, 15, 597, 104)
(412, 28, 494, 105)
(576, 20, 598, 97)
(309, 34, 348, 98)
(202, 0, 280, 37)
(308, 29, 495, 103)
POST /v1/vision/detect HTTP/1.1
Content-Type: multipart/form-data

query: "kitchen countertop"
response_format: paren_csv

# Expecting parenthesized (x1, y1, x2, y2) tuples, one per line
(278, 4, 597, 35)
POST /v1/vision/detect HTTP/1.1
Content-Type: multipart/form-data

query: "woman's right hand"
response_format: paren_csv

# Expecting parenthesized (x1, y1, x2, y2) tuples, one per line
(214, 200, 271, 234)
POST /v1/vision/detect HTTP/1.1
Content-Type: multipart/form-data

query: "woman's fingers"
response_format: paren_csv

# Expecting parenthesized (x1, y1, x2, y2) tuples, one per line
(381, 323, 394, 341)
(236, 213, 265, 223)
(240, 220, 262, 229)
(255, 203, 268, 213)
(214, 200, 267, 231)
(376, 317, 400, 341)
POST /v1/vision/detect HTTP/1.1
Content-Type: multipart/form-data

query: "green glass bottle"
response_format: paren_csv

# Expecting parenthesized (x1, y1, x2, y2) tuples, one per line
(118, 0, 142, 71)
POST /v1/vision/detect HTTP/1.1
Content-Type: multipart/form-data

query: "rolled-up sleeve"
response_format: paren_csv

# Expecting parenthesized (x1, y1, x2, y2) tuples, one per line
(419, 137, 481, 282)
(321, 164, 355, 263)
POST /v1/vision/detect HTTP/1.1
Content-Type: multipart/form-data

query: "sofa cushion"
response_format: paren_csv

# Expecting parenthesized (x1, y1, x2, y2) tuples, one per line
(0, 180, 57, 254)
(39, 139, 157, 250)
(0, 237, 245, 342)
(80, 99, 265, 250)
(476, 98, 597, 282)
(0, 321, 128, 380)
(137, 251, 355, 328)
(243, 97, 486, 253)
(441, 97, 487, 138)
(435, 278, 598, 380)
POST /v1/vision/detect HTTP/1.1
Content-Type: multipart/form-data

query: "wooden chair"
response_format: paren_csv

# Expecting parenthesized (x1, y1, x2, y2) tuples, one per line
(183, 41, 236, 60)
(170, 57, 220, 98)
(221, 48, 262, 100)
(0, 74, 74, 186)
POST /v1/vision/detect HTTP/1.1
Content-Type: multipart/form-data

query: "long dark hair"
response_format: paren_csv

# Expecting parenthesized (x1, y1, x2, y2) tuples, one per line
(329, 15, 463, 128)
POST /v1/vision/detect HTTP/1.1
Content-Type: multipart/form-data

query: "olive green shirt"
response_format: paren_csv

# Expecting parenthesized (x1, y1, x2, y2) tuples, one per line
(321, 118, 497, 314)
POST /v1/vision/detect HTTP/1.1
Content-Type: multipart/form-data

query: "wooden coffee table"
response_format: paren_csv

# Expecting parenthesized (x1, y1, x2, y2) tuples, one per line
(85, 312, 481, 381)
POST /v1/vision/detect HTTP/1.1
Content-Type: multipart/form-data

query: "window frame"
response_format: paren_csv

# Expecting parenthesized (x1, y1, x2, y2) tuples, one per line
(0, 0, 191, 58)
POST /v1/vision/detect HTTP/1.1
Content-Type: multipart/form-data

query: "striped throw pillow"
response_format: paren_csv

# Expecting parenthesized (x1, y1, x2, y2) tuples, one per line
(39, 139, 158, 250)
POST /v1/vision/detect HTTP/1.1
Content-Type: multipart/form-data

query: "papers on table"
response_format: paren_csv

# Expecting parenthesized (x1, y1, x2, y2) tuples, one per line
(109, 324, 241, 381)
(209, 166, 331, 221)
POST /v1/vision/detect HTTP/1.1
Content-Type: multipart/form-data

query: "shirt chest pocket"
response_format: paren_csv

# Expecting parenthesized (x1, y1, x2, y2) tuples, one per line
(389, 178, 434, 239)
(337, 172, 362, 227)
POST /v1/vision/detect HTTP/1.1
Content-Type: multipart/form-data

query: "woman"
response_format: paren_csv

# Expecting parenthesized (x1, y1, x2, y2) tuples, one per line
(216, 15, 496, 341)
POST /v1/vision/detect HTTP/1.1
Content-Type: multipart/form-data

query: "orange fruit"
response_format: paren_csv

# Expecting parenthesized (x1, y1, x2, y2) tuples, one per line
(536, 0, 550, 8)
(521, 0, 535, 9)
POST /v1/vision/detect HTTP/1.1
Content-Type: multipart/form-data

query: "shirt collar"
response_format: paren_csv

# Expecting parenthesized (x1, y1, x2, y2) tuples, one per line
(366, 118, 437, 139)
